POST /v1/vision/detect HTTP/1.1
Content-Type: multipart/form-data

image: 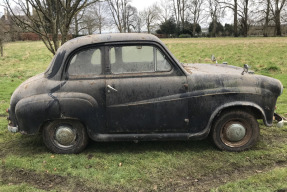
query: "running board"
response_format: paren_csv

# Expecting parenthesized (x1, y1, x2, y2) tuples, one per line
(92, 132, 209, 142)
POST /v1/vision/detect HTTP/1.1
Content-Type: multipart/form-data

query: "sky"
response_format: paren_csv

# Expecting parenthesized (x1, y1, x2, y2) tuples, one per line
(0, 0, 232, 28)
(130, 0, 158, 11)
(0, 0, 158, 17)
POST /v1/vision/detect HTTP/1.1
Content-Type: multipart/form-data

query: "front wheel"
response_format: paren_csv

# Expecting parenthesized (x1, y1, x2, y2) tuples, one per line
(212, 110, 259, 152)
(42, 120, 88, 154)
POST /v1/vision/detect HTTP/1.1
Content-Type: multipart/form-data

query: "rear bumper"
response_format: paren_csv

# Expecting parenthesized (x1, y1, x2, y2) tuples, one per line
(8, 124, 18, 133)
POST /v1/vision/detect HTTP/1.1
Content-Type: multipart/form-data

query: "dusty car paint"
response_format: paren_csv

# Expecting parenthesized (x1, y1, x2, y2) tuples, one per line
(7, 33, 283, 153)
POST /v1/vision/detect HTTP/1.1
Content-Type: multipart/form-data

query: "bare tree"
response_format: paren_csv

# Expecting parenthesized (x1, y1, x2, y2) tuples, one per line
(257, 0, 272, 37)
(107, 0, 137, 33)
(172, 0, 188, 29)
(253, 0, 286, 36)
(77, 1, 109, 35)
(159, 0, 173, 23)
(71, 8, 87, 36)
(0, 8, 20, 56)
(218, 0, 252, 37)
(93, 1, 109, 34)
(107, 0, 124, 32)
(270, 0, 287, 36)
(125, 4, 138, 32)
(218, 0, 239, 36)
(238, 0, 250, 37)
(188, 0, 206, 36)
(140, 3, 161, 33)
(0, 21, 5, 56)
(0, 12, 5, 56)
(135, 14, 143, 33)
(4, 0, 98, 55)
(208, 0, 221, 37)
(263, 0, 271, 36)
(80, 12, 97, 35)
(73, 12, 80, 36)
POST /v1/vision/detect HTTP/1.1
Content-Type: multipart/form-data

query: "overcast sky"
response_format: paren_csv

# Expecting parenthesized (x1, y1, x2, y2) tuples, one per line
(0, 0, 157, 17)
(130, 0, 158, 11)
(0, 0, 232, 29)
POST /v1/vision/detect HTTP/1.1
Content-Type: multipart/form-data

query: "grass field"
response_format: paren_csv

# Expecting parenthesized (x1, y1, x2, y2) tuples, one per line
(1, 38, 287, 191)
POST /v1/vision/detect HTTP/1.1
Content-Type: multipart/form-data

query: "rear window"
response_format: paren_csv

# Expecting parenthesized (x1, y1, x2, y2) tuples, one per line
(68, 48, 102, 76)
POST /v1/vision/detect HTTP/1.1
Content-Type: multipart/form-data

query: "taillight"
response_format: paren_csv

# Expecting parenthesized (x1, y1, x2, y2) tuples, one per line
(6, 108, 10, 120)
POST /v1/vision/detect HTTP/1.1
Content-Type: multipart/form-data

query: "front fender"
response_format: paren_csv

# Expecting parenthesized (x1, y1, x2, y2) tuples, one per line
(206, 101, 270, 131)
(15, 92, 98, 135)
(189, 101, 270, 140)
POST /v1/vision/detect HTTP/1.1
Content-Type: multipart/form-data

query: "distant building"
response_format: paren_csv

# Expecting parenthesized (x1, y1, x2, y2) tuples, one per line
(248, 24, 287, 37)
(199, 28, 209, 37)
(0, 9, 22, 41)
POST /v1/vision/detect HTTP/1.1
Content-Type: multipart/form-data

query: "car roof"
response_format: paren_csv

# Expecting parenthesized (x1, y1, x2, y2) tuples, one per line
(46, 33, 171, 79)
(57, 33, 163, 54)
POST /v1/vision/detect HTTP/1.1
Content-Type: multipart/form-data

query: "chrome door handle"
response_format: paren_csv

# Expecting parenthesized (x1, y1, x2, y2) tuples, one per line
(107, 85, 118, 92)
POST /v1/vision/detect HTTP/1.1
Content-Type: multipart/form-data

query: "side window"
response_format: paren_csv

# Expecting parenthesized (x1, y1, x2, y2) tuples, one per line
(68, 48, 102, 75)
(110, 45, 172, 74)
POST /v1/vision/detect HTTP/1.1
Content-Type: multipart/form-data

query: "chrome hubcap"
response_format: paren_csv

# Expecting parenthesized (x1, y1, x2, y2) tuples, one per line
(225, 123, 246, 142)
(55, 126, 76, 146)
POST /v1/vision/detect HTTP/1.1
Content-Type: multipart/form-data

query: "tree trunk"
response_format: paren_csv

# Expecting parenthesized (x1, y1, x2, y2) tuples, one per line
(263, 0, 270, 37)
(243, 0, 249, 37)
(181, 0, 185, 30)
(275, 10, 281, 36)
(147, 21, 150, 33)
(212, 17, 217, 37)
(192, 24, 196, 36)
(234, 0, 238, 37)
(0, 41, 3, 57)
(75, 14, 79, 36)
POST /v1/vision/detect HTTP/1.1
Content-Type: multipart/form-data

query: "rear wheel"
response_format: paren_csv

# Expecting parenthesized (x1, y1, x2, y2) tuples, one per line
(42, 119, 88, 154)
(212, 110, 259, 151)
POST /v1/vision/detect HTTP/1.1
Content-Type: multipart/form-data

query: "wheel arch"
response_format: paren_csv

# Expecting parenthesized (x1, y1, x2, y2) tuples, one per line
(206, 102, 268, 135)
(15, 92, 99, 135)
(40, 117, 87, 133)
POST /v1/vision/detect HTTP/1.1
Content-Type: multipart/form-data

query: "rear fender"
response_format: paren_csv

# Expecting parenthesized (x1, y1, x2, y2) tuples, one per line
(15, 92, 98, 135)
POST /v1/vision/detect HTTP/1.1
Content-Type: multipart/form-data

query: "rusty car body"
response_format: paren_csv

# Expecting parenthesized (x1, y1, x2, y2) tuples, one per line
(7, 33, 283, 153)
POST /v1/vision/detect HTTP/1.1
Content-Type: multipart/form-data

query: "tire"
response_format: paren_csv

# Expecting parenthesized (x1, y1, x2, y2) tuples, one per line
(42, 119, 88, 154)
(212, 110, 259, 152)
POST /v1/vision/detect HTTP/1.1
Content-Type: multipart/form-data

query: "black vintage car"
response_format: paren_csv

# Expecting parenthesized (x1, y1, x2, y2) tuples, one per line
(7, 33, 283, 153)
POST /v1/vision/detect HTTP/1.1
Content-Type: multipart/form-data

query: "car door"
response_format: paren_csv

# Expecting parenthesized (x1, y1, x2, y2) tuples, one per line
(105, 44, 189, 133)
(64, 46, 107, 133)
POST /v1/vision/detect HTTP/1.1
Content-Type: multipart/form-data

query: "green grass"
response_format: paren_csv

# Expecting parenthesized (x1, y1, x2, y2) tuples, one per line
(164, 37, 287, 74)
(0, 183, 47, 192)
(1, 38, 287, 191)
(211, 167, 287, 192)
